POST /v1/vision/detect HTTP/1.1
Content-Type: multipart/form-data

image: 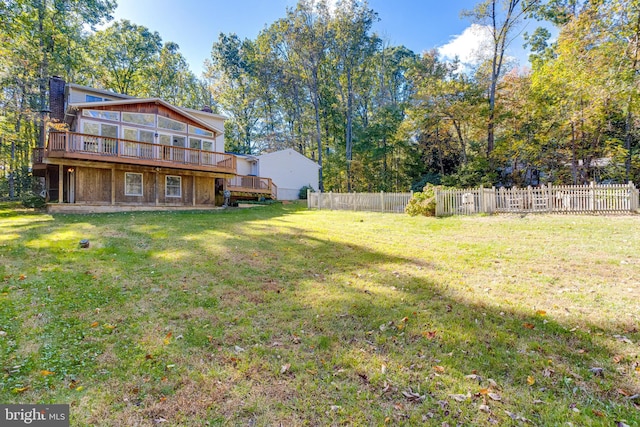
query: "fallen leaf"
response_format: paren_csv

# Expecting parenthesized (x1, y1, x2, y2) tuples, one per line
(523, 323, 535, 329)
(527, 376, 535, 386)
(402, 388, 426, 402)
(615, 422, 630, 427)
(613, 355, 624, 364)
(19, 274, 26, 281)
(535, 310, 546, 316)
(589, 367, 604, 377)
(90, 321, 99, 328)
(449, 394, 468, 402)
(488, 393, 501, 401)
(617, 389, 630, 397)
(280, 363, 291, 374)
(433, 365, 445, 373)
(422, 331, 437, 339)
(592, 409, 604, 417)
(40, 370, 55, 376)
(465, 374, 482, 382)
(103, 324, 116, 330)
(12, 386, 29, 394)
(478, 404, 491, 413)
(479, 388, 489, 395)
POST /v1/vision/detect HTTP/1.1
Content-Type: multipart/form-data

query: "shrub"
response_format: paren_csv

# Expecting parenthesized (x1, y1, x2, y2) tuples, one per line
(21, 192, 46, 209)
(299, 185, 315, 199)
(405, 184, 438, 217)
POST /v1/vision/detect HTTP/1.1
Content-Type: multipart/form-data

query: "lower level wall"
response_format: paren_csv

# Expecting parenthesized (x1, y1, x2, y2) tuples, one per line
(49, 163, 226, 208)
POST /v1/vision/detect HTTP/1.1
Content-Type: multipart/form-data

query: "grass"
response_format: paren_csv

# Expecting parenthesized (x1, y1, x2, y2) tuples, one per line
(0, 201, 639, 425)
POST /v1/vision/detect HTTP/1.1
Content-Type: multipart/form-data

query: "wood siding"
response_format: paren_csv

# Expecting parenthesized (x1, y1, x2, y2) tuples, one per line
(76, 167, 111, 202)
(47, 163, 223, 207)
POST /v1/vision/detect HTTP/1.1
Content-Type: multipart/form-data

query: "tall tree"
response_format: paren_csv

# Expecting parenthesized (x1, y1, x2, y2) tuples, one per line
(330, 0, 379, 191)
(463, 0, 539, 158)
(88, 20, 162, 95)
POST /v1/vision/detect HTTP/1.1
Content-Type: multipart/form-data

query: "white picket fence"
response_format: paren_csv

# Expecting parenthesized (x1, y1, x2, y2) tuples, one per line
(436, 182, 639, 216)
(307, 191, 413, 213)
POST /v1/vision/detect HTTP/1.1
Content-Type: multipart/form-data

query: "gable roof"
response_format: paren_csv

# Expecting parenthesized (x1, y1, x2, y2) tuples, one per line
(67, 83, 134, 100)
(68, 98, 224, 136)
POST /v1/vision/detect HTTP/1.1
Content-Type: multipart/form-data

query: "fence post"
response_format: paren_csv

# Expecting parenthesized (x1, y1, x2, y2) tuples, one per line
(318, 191, 323, 210)
(590, 181, 595, 211)
(547, 183, 552, 213)
(479, 185, 485, 213)
(434, 187, 440, 216)
(307, 189, 310, 208)
(380, 191, 384, 213)
(329, 191, 333, 210)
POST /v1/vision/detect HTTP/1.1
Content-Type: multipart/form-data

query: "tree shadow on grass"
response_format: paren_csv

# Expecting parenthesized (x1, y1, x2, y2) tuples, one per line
(0, 205, 638, 426)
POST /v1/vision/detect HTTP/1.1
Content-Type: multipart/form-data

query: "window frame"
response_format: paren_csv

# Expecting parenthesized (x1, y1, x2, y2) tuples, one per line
(124, 172, 143, 196)
(82, 109, 120, 121)
(165, 175, 182, 198)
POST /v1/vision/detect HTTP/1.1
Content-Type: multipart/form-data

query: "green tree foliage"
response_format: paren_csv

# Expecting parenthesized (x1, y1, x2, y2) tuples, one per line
(0, 0, 115, 200)
(87, 19, 163, 95)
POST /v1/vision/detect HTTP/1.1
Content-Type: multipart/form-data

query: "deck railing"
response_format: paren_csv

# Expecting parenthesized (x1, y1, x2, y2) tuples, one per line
(227, 175, 277, 199)
(43, 131, 236, 173)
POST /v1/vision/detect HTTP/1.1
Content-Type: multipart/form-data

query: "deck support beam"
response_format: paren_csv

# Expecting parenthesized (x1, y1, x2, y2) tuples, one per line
(58, 164, 63, 203)
(111, 166, 115, 205)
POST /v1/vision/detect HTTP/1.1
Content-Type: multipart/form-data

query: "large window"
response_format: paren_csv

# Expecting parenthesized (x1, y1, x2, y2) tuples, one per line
(165, 176, 181, 198)
(82, 121, 118, 153)
(189, 125, 213, 138)
(123, 128, 154, 158)
(122, 112, 155, 127)
(82, 109, 119, 121)
(125, 173, 143, 196)
(158, 116, 186, 132)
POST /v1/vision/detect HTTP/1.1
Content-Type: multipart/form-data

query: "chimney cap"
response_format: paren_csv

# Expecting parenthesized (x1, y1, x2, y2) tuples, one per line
(201, 106, 213, 113)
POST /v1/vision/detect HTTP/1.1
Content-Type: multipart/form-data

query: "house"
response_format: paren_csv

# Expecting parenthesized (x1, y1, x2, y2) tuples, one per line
(32, 78, 278, 212)
(255, 149, 320, 200)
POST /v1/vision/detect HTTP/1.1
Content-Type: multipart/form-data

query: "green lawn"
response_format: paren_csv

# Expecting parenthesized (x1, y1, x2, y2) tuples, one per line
(1, 202, 639, 425)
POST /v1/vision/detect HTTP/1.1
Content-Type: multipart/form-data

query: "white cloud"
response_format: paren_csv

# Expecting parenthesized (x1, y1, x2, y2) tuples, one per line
(438, 24, 493, 66)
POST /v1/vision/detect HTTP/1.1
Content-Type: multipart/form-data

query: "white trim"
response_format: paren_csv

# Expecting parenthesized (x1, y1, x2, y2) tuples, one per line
(125, 172, 143, 196)
(165, 175, 182, 198)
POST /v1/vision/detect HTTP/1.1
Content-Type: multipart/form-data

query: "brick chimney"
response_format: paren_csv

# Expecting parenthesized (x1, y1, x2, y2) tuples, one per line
(49, 76, 66, 123)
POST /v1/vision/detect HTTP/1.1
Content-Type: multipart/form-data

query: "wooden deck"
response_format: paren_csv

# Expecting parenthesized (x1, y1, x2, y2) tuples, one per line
(38, 131, 237, 174)
(226, 176, 277, 199)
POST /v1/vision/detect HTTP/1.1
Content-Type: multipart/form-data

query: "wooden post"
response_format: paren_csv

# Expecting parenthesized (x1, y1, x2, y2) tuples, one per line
(380, 191, 384, 213)
(329, 191, 333, 210)
(192, 175, 196, 206)
(435, 188, 440, 217)
(318, 191, 323, 210)
(590, 181, 595, 211)
(307, 189, 310, 208)
(111, 166, 116, 205)
(58, 164, 63, 203)
(547, 183, 552, 213)
(155, 170, 159, 206)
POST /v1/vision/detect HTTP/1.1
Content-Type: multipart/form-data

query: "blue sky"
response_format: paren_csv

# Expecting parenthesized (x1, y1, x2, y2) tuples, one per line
(112, 0, 536, 75)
